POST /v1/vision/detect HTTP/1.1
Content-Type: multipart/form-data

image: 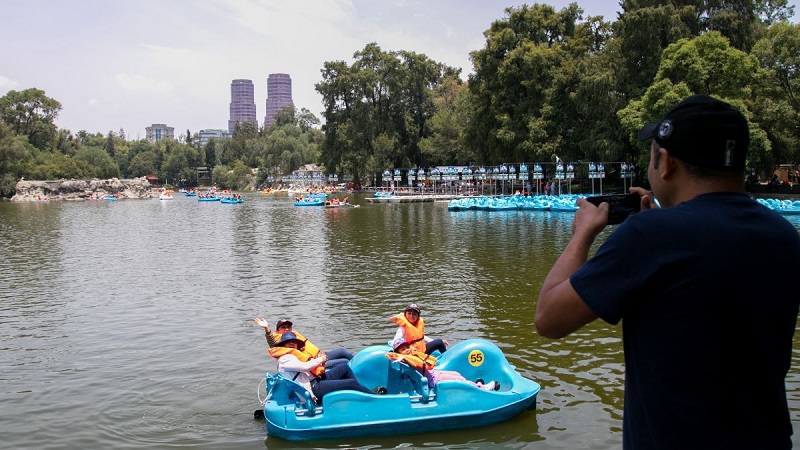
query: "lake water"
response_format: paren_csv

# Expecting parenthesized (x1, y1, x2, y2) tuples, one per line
(1, 193, 799, 449)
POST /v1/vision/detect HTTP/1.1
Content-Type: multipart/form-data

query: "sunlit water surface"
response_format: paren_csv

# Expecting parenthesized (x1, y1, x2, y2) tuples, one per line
(1, 193, 799, 449)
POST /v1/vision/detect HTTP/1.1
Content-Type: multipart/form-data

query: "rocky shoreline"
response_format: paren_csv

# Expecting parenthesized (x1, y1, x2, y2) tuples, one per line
(10, 177, 157, 202)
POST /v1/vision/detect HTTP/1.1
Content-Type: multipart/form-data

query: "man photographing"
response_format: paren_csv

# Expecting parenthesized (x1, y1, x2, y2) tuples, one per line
(535, 94, 800, 449)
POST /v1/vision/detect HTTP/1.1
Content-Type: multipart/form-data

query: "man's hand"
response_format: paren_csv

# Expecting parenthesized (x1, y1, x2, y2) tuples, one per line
(574, 197, 611, 238)
(630, 187, 657, 210)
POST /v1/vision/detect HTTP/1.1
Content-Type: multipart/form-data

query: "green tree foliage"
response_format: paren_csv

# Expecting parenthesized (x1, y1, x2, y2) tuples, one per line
(417, 77, 475, 165)
(618, 32, 767, 172)
(0, 88, 62, 151)
(467, 4, 631, 165)
(316, 42, 459, 183)
(155, 138, 202, 184)
(128, 150, 158, 177)
(74, 146, 121, 179)
(55, 129, 80, 157)
(0, 120, 34, 196)
(211, 160, 253, 190)
(750, 21, 800, 165)
(203, 139, 218, 168)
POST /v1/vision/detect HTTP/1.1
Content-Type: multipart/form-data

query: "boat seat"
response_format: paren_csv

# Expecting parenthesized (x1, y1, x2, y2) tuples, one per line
(389, 360, 434, 402)
(266, 373, 320, 416)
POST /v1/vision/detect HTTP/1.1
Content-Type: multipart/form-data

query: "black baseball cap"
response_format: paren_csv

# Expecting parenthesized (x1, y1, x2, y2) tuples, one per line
(275, 319, 293, 330)
(405, 303, 421, 314)
(636, 95, 749, 171)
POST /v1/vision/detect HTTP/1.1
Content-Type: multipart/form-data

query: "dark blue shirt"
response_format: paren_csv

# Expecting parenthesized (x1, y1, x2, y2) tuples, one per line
(571, 192, 800, 449)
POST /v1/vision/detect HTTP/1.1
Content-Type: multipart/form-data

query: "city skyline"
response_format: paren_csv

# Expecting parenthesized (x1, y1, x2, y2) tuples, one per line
(2, 1, 796, 140)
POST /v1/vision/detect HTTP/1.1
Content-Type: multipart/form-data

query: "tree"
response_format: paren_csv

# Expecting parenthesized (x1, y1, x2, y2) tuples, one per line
(418, 77, 474, 166)
(0, 88, 62, 151)
(296, 108, 320, 132)
(105, 131, 115, 157)
(160, 143, 201, 185)
(74, 146, 121, 179)
(128, 151, 158, 177)
(0, 120, 34, 197)
(750, 21, 800, 165)
(617, 32, 767, 173)
(467, 3, 587, 164)
(316, 42, 458, 182)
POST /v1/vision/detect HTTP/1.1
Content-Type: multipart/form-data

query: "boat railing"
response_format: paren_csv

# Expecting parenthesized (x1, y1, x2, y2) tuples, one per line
(409, 392, 437, 403)
(294, 405, 324, 416)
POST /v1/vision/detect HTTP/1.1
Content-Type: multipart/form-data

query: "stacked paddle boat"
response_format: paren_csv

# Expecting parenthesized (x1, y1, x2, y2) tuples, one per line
(756, 198, 800, 215)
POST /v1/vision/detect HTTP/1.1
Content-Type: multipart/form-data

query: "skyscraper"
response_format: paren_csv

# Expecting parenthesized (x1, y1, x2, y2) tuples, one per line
(228, 79, 258, 133)
(264, 73, 293, 128)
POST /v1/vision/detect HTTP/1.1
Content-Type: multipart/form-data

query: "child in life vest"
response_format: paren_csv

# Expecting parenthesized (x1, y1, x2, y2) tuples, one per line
(386, 340, 500, 391)
(390, 303, 448, 354)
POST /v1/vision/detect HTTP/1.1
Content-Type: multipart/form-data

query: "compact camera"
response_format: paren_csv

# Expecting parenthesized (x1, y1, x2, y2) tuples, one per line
(585, 193, 641, 225)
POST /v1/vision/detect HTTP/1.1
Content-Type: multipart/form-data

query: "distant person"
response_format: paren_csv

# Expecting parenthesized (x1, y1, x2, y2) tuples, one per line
(535, 95, 800, 449)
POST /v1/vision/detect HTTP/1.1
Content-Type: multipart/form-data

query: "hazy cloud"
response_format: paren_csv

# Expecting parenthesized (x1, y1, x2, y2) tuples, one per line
(116, 73, 173, 93)
(0, 75, 19, 91)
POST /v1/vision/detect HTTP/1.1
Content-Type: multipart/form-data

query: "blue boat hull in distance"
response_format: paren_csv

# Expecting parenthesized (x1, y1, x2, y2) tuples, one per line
(198, 196, 220, 202)
(262, 338, 540, 441)
(220, 197, 243, 204)
(293, 199, 325, 206)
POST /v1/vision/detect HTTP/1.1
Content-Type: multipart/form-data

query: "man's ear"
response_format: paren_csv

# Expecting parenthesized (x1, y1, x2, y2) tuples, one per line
(655, 146, 676, 180)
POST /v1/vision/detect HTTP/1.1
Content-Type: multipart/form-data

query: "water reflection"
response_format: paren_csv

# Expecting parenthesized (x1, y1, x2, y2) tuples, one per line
(0, 195, 798, 449)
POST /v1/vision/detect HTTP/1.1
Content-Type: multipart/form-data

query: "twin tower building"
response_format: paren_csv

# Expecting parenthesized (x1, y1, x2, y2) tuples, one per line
(228, 73, 293, 133)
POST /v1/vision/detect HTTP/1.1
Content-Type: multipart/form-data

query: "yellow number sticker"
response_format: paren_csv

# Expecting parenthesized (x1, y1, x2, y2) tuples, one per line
(468, 350, 484, 367)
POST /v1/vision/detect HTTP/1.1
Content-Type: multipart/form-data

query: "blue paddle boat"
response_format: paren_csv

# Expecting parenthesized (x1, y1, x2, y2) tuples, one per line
(293, 198, 325, 206)
(260, 338, 540, 441)
(220, 197, 243, 204)
(198, 196, 220, 202)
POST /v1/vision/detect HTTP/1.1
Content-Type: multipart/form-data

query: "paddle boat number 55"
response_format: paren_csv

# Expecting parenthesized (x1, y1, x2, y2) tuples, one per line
(469, 350, 484, 367)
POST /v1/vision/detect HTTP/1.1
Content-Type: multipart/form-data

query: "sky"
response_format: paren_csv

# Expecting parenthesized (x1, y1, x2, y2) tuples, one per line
(1, 0, 797, 140)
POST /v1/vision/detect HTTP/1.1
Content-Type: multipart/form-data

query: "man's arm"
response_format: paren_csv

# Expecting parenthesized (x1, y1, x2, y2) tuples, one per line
(534, 198, 605, 338)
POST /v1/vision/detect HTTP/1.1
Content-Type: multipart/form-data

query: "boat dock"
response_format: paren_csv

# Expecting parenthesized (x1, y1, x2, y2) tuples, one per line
(365, 194, 463, 203)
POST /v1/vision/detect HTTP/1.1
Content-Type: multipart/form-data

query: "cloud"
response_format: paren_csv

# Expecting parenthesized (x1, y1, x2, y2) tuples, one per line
(115, 73, 173, 93)
(88, 98, 99, 106)
(0, 75, 19, 91)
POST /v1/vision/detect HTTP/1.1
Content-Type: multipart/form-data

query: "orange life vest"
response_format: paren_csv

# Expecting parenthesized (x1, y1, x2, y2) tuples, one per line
(391, 313, 426, 352)
(387, 350, 436, 372)
(268, 346, 325, 377)
(272, 330, 321, 358)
